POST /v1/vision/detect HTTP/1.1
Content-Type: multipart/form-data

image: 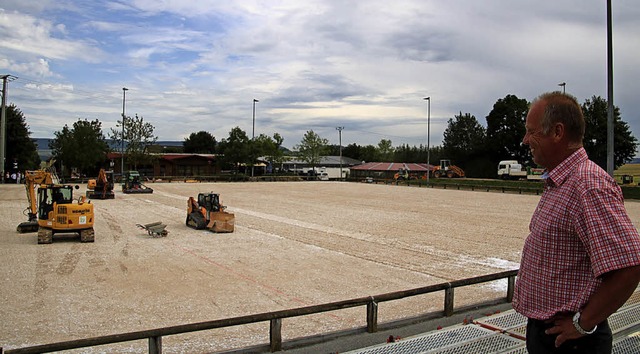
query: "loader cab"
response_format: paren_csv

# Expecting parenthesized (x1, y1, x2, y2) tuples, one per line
(198, 193, 221, 212)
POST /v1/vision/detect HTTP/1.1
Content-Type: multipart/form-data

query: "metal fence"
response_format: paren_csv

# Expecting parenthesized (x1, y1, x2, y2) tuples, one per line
(3, 269, 519, 354)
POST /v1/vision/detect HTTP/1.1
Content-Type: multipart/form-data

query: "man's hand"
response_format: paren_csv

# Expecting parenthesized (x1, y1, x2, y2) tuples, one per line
(545, 313, 584, 347)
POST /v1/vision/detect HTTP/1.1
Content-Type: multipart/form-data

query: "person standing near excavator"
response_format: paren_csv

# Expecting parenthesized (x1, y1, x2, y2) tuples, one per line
(513, 92, 640, 353)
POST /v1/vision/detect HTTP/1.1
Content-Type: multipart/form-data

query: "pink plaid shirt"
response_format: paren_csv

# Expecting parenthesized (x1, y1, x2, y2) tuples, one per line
(513, 148, 640, 320)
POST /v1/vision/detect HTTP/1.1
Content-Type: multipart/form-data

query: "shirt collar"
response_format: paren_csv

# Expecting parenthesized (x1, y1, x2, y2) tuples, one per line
(545, 147, 588, 187)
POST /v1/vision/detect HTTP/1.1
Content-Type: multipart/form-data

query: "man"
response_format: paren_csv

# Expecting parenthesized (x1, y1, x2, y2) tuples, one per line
(513, 92, 640, 353)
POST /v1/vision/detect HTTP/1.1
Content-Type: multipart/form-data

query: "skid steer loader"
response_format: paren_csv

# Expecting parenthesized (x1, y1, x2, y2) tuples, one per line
(186, 192, 235, 233)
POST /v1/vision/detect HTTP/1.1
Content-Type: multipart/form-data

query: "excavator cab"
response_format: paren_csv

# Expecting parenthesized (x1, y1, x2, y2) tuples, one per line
(38, 186, 74, 219)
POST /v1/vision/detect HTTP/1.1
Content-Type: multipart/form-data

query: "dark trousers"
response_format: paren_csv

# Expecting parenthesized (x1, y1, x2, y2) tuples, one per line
(526, 318, 612, 354)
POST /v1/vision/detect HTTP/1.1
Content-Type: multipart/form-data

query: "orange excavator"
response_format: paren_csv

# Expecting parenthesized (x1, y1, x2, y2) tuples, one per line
(86, 168, 115, 199)
(186, 192, 235, 233)
(17, 169, 95, 243)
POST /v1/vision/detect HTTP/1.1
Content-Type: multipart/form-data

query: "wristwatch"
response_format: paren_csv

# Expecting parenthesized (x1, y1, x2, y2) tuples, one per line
(572, 312, 597, 335)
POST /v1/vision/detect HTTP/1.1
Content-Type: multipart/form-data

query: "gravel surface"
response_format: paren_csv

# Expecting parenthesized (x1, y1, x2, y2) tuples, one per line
(2, 181, 638, 353)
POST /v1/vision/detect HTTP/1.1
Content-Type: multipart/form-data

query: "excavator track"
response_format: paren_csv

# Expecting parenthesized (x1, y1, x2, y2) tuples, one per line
(37, 228, 53, 244)
(80, 228, 95, 243)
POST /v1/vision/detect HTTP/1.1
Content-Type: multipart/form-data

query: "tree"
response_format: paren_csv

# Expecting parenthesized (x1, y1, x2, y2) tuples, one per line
(485, 95, 530, 166)
(184, 131, 216, 153)
(50, 119, 109, 176)
(443, 112, 487, 173)
(217, 127, 250, 173)
(255, 133, 285, 172)
(377, 139, 394, 162)
(3, 104, 39, 173)
(110, 114, 158, 170)
(296, 130, 329, 171)
(582, 96, 637, 170)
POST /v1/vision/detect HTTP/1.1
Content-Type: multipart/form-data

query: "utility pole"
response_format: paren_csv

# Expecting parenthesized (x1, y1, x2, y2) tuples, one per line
(558, 82, 566, 93)
(121, 87, 128, 176)
(336, 127, 344, 180)
(252, 98, 259, 177)
(424, 97, 431, 185)
(606, 0, 614, 176)
(0, 75, 17, 184)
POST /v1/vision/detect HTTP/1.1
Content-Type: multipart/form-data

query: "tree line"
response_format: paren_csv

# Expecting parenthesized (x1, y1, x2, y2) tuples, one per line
(1, 93, 637, 178)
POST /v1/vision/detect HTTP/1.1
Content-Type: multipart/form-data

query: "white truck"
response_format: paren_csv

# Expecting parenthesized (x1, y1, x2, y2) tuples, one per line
(497, 160, 545, 180)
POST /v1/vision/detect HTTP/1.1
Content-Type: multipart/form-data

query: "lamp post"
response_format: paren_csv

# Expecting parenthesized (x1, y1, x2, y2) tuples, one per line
(558, 82, 566, 93)
(336, 127, 344, 180)
(121, 87, 128, 176)
(251, 98, 259, 177)
(424, 97, 431, 184)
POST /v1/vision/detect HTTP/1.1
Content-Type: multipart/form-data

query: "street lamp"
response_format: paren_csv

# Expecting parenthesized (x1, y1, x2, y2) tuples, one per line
(121, 87, 128, 175)
(558, 82, 566, 93)
(336, 127, 344, 180)
(251, 99, 259, 177)
(424, 97, 431, 184)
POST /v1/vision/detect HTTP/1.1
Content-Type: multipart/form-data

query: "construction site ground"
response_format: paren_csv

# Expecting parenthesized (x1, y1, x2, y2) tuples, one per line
(2, 181, 640, 353)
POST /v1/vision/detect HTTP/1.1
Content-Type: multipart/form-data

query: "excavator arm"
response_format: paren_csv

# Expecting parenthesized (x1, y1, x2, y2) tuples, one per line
(17, 170, 53, 233)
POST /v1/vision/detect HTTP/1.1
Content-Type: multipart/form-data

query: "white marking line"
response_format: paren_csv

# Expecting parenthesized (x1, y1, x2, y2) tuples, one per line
(153, 189, 518, 271)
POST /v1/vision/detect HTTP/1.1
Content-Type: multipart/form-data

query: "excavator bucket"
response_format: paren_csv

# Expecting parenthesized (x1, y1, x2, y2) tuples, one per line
(17, 221, 39, 233)
(207, 211, 235, 233)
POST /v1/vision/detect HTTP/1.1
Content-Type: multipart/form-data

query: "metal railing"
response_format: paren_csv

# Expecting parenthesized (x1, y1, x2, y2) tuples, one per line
(3, 269, 519, 354)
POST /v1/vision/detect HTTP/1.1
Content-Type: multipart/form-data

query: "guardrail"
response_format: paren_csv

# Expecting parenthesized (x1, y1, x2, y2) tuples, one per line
(2, 269, 518, 354)
(374, 179, 544, 195)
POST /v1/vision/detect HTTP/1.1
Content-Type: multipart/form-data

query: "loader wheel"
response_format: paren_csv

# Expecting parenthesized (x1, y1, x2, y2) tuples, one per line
(186, 212, 207, 230)
(80, 228, 95, 243)
(446, 170, 454, 178)
(434, 170, 442, 178)
(37, 228, 53, 244)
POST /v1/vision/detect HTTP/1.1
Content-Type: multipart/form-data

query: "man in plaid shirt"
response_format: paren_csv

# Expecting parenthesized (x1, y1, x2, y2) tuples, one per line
(513, 92, 640, 353)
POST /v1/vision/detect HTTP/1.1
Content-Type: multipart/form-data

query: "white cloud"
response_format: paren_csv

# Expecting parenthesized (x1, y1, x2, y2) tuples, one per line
(2, 0, 639, 155)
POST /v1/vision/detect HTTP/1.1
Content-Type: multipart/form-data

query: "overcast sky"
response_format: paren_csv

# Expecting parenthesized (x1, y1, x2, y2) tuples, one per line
(1, 1, 638, 152)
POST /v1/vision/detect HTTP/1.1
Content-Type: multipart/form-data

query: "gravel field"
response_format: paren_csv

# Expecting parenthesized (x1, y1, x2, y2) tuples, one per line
(2, 181, 639, 353)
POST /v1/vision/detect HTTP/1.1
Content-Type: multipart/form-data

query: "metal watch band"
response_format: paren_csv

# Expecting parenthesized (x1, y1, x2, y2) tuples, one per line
(572, 312, 597, 335)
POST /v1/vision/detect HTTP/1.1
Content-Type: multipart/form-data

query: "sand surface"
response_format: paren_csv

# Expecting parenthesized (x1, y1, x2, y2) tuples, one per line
(2, 181, 638, 352)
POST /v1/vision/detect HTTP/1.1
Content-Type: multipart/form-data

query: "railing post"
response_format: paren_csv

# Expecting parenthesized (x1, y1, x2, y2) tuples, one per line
(270, 318, 282, 352)
(507, 275, 516, 302)
(149, 336, 162, 354)
(444, 287, 454, 317)
(366, 298, 378, 333)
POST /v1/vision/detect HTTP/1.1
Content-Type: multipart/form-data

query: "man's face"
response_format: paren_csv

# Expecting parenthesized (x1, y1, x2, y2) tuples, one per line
(523, 102, 555, 169)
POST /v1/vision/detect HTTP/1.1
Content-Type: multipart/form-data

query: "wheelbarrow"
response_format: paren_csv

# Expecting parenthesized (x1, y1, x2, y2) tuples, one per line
(136, 221, 169, 237)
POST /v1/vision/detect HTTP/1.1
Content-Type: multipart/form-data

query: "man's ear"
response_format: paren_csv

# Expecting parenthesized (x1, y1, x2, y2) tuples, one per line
(552, 123, 565, 142)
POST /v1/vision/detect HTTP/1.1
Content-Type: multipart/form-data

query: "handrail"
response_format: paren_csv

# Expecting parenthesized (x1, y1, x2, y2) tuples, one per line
(3, 269, 519, 354)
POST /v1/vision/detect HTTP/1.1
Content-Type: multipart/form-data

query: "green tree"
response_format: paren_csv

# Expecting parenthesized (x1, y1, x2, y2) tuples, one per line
(443, 112, 487, 172)
(377, 139, 394, 162)
(582, 96, 637, 170)
(110, 114, 158, 170)
(296, 130, 329, 172)
(3, 104, 39, 173)
(217, 127, 250, 173)
(485, 95, 530, 166)
(50, 119, 109, 176)
(183, 131, 216, 153)
(255, 133, 285, 172)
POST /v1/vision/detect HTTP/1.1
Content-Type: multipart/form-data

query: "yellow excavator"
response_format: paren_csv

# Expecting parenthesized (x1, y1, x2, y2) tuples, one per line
(17, 169, 95, 244)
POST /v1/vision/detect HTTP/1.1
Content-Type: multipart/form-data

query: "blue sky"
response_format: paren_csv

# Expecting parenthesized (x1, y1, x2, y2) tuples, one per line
(1, 1, 638, 152)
